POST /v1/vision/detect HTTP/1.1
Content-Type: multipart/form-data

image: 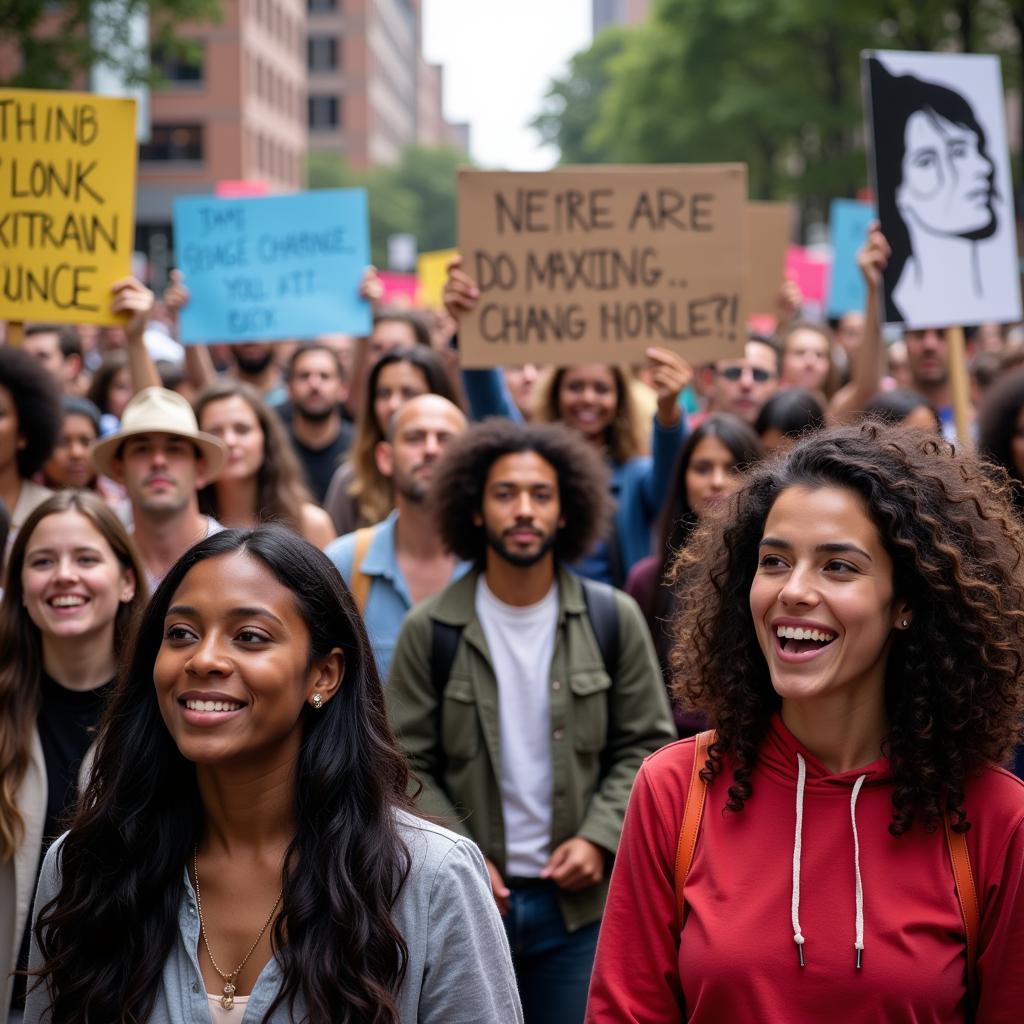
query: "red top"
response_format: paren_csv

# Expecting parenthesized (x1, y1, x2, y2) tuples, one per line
(586, 714, 1024, 1023)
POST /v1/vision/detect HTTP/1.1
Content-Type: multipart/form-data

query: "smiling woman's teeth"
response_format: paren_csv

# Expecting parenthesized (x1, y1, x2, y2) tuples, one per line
(776, 625, 836, 643)
(50, 596, 86, 607)
(185, 700, 243, 712)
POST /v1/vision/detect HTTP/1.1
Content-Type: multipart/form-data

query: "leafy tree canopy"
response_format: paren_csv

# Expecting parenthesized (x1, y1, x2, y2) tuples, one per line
(1, 0, 222, 89)
(308, 144, 470, 267)
(534, 0, 1024, 218)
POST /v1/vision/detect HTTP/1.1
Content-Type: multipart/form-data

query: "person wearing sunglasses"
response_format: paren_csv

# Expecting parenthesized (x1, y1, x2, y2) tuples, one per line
(696, 337, 780, 427)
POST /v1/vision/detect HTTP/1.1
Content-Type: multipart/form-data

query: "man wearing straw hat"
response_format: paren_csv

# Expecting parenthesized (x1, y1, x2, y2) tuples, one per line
(91, 387, 227, 589)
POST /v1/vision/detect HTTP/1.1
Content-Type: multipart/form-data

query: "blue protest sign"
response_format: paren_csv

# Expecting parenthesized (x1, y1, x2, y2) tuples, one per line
(826, 199, 875, 318)
(173, 189, 371, 343)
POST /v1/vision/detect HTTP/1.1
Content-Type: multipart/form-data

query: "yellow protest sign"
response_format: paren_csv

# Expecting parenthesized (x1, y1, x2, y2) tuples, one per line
(417, 248, 456, 309)
(0, 87, 137, 325)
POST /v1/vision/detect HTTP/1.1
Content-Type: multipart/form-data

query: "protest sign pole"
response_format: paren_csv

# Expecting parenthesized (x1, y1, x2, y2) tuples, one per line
(946, 325, 972, 446)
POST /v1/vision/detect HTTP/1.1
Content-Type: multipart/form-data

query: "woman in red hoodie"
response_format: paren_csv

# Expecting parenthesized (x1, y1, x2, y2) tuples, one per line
(586, 423, 1024, 1023)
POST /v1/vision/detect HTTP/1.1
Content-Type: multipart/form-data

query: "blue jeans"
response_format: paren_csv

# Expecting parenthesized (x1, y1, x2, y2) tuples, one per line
(503, 882, 600, 1024)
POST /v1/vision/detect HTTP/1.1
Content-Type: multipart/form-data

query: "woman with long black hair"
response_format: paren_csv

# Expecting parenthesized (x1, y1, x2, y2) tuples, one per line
(24, 526, 521, 1024)
(625, 414, 762, 735)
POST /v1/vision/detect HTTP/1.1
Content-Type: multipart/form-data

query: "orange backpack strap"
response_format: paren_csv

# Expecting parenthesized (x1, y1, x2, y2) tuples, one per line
(674, 729, 716, 929)
(349, 527, 375, 616)
(944, 812, 980, 999)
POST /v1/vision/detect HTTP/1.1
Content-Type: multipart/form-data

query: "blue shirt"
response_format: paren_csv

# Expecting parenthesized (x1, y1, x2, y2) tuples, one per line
(326, 511, 470, 680)
(26, 813, 523, 1024)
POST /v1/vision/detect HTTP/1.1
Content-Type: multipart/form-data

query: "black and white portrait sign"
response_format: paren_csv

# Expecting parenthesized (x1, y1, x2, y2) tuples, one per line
(863, 50, 1021, 329)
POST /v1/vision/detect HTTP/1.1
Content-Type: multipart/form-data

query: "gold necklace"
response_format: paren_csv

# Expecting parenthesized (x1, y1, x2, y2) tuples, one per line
(193, 847, 284, 1010)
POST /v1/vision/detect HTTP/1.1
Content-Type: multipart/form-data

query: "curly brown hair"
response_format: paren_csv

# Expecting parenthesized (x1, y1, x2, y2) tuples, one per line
(670, 422, 1024, 838)
(430, 419, 613, 565)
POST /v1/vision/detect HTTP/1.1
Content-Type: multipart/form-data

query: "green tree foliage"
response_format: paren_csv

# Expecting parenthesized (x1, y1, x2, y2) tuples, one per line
(535, 0, 1024, 214)
(533, 26, 630, 164)
(308, 144, 469, 267)
(0, 0, 222, 89)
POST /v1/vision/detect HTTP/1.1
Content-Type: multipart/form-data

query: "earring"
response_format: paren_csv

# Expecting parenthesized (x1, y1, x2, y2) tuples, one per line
(311, 692, 324, 710)
(901, 619, 910, 628)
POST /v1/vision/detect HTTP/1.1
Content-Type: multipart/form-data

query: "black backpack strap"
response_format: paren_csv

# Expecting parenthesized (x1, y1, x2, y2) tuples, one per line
(430, 619, 464, 695)
(431, 579, 619, 686)
(579, 576, 620, 677)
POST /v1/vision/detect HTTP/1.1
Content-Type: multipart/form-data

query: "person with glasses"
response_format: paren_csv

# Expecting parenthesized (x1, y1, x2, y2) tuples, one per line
(695, 337, 780, 427)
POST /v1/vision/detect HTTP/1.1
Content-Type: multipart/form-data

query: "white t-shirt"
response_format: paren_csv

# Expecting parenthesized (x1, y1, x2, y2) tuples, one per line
(475, 577, 558, 877)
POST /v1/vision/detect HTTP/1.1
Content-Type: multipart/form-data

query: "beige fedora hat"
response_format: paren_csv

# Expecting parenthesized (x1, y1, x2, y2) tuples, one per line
(91, 387, 227, 481)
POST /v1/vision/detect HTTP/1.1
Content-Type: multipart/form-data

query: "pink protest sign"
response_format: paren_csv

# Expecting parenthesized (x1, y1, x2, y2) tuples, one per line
(215, 179, 269, 198)
(379, 271, 418, 307)
(785, 246, 829, 306)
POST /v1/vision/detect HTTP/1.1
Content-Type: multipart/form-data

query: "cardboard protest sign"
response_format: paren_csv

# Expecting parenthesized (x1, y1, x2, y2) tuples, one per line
(864, 50, 1021, 328)
(827, 199, 875, 318)
(0, 87, 136, 325)
(174, 189, 372, 343)
(417, 248, 457, 308)
(457, 165, 747, 367)
(746, 202, 790, 316)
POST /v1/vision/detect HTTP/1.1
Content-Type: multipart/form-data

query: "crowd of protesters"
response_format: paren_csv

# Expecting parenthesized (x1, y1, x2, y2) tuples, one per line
(0, 218, 1022, 1024)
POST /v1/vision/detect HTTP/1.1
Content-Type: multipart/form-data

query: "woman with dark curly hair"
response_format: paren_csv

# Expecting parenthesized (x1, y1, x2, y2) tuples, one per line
(0, 345, 62, 542)
(587, 424, 1024, 1022)
(24, 525, 521, 1024)
(194, 379, 336, 547)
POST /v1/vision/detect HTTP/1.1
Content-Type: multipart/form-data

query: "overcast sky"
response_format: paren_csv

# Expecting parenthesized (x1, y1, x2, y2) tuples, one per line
(422, 0, 592, 170)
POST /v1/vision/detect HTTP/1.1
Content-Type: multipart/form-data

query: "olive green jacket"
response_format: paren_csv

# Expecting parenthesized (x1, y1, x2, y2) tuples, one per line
(387, 566, 675, 931)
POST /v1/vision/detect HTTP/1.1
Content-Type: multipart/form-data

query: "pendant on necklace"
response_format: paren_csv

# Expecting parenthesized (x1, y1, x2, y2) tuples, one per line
(221, 981, 236, 1009)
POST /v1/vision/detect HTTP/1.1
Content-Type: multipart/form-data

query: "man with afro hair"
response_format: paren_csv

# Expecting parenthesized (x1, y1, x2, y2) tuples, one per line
(387, 418, 673, 1024)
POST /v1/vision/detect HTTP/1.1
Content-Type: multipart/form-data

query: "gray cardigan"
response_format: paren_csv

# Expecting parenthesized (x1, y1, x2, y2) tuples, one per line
(24, 811, 523, 1024)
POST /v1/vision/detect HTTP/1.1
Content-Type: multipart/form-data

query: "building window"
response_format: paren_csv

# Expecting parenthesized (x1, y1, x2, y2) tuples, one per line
(307, 35, 339, 72)
(308, 95, 339, 131)
(140, 124, 203, 162)
(151, 44, 203, 84)
(308, 0, 338, 11)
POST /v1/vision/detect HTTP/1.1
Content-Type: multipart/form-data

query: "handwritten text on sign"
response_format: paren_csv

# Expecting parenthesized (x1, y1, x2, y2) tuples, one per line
(457, 165, 747, 367)
(0, 88, 136, 325)
(173, 189, 372, 344)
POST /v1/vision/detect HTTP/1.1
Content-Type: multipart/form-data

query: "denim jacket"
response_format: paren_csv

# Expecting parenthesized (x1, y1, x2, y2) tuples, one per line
(24, 812, 522, 1023)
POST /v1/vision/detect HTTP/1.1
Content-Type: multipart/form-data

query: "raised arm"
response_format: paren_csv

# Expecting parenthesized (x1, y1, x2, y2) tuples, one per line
(162, 269, 217, 392)
(636, 347, 690, 513)
(111, 276, 160, 392)
(443, 254, 520, 421)
(828, 225, 890, 425)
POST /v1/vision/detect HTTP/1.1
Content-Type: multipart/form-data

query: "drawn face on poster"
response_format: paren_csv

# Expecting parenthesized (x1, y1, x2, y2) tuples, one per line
(865, 51, 1021, 329)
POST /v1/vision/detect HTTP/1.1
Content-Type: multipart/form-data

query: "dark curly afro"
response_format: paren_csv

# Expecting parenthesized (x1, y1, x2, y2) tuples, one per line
(429, 418, 613, 566)
(0, 344, 62, 478)
(670, 422, 1024, 837)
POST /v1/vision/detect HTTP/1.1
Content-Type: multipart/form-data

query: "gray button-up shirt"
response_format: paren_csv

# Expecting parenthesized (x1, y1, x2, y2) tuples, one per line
(25, 812, 522, 1023)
